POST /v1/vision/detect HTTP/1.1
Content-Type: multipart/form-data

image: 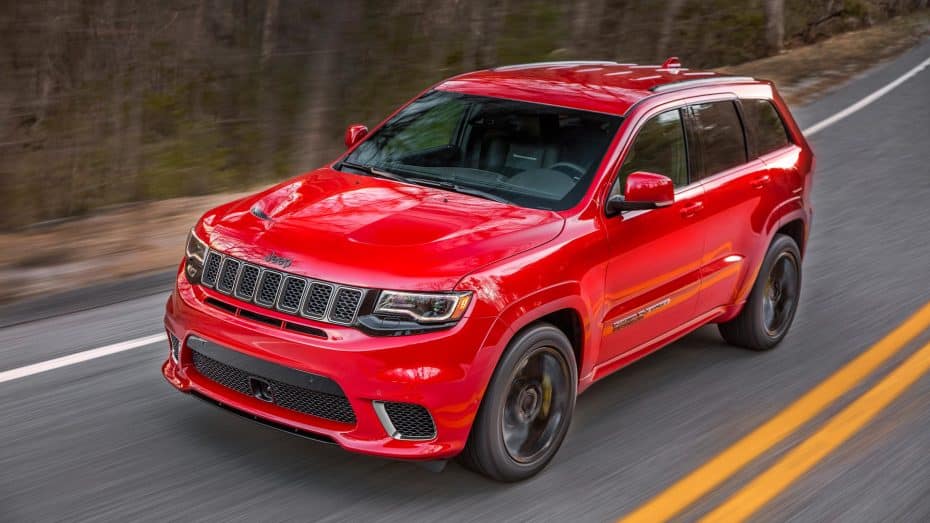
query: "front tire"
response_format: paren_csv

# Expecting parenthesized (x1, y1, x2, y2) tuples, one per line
(719, 234, 802, 351)
(459, 323, 577, 481)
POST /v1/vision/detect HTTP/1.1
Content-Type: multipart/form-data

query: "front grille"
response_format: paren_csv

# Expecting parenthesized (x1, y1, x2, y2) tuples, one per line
(191, 349, 356, 424)
(199, 248, 367, 327)
(382, 402, 436, 440)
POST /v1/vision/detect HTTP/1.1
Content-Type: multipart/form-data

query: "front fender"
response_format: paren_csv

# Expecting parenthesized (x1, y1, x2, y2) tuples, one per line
(460, 274, 602, 390)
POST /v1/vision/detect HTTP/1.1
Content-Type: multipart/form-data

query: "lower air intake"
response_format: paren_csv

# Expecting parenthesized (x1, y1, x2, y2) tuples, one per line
(168, 333, 181, 362)
(191, 349, 356, 424)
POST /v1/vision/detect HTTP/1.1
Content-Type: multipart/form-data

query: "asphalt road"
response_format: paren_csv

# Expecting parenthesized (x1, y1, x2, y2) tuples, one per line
(3, 40, 930, 522)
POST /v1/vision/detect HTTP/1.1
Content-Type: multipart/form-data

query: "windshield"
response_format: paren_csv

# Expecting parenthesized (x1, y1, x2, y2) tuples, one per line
(340, 90, 622, 210)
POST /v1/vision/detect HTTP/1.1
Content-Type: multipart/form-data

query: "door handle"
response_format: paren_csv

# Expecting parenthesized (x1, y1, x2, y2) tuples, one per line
(750, 174, 771, 189)
(680, 201, 704, 218)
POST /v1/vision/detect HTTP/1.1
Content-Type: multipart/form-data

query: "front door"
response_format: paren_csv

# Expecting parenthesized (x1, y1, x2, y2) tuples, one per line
(599, 108, 706, 366)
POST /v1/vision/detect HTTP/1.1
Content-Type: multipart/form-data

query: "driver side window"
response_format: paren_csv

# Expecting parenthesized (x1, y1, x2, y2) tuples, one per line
(611, 109, 688, 197)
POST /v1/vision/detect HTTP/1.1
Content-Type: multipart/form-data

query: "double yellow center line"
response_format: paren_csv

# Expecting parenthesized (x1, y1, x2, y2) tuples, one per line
(620, 300, 930, 523)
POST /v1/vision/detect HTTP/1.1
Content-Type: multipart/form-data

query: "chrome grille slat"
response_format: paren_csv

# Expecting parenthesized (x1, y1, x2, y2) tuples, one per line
(216, 258, 242, 294)
(255, 270, 284, 307)
(234, 264, 261, 301)
(301, 282, 334, 320)
(202, 251, 223, 287)
(277, 276, 308, 313)
(328, 287, 364, 325)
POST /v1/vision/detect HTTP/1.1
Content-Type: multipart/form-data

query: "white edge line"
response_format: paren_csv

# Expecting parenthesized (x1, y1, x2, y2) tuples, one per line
(0, 333, 166, 384)
(803, 55, 930, 136)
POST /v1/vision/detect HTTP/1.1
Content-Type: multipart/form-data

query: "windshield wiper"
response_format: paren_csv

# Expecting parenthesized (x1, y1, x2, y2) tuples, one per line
(406, 177, 512, 205)
(339, 160, 407, 182)
(342, 161, 511, 205)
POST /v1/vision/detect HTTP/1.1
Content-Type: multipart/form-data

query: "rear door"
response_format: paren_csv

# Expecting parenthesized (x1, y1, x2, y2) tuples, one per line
(741, 97, 805, 229)
(687, 99, 770, 313)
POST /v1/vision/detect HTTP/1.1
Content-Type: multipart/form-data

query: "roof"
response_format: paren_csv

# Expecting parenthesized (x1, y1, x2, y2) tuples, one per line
(436, 60, 748, 116)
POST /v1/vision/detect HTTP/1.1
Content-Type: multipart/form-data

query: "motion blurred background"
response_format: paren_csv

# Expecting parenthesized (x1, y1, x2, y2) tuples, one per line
(2, 1, 929, 304)
(1, 0, 927, 229)
(3, 0, 928, 303)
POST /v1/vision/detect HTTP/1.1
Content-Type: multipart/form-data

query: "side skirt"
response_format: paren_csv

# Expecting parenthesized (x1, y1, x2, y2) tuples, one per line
(589, 307, 726, 383)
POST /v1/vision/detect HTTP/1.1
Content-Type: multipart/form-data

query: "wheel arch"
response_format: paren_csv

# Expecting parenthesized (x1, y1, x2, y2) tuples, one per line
(724, 210, 808, 321)
(493, 284, 596, 384)
(775, 217, 807, 256)
(522, 308, 584, 374)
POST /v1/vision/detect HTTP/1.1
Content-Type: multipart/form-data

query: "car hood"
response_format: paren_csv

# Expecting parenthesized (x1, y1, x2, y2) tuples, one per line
(199, 167, 564, 291)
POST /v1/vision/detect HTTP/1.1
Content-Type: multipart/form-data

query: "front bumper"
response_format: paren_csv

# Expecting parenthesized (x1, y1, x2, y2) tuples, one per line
(163, 271, 508, 460)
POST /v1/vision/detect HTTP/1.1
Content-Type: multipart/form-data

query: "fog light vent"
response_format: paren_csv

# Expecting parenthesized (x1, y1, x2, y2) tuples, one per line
(168, 333, 181, 363)
(373, 401, 436, 440)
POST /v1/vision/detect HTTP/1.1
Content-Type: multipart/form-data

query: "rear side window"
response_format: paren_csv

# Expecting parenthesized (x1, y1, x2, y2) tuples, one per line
(741, 99, 791, 156)
(689, 101, 747, 179)
(614, 109, 688, 195)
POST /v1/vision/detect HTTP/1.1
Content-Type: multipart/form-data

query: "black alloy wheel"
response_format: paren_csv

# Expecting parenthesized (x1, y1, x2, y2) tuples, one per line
(719, 234, 802, 351)
(459, 323, 577, 481)
(501, 346, 572, 464)
(762, 250, 800, 338)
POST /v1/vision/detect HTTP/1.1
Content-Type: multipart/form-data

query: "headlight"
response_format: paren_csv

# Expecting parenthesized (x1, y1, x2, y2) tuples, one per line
(184, 228, 208, 283)
(373, 291, 472, 324)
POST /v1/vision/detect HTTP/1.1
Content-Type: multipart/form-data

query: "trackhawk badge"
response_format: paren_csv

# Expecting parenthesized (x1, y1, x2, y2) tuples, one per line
(264, 252, 292, 269)
(611, 298, 671, 332)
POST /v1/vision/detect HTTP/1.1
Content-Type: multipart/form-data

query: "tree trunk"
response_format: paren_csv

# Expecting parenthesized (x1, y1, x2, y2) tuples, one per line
(764, 0, 785, 54)
(611, 0, 638, 61)
(479, 0, 508, 67)
(464, 1, 485, 70)
(257, 0, 280, 179)
(571, 0, 607, 57)
(261, 0, 279, 64)
(657, 0, 686, 61)
(296, 1, 358, 172)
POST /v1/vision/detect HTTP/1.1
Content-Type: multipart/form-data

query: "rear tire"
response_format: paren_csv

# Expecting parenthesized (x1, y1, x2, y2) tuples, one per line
(719, 234, 802, 351)
(458, 323, 577, 481)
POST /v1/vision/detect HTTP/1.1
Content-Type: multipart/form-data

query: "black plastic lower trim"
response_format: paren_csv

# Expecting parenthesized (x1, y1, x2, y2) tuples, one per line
(187, 336, 344, 396)
(189, 391, 337, 445)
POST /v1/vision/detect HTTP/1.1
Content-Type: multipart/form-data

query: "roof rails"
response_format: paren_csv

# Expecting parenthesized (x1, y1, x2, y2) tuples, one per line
(493, 60, 617, 71)
(650, 76, 755, 93)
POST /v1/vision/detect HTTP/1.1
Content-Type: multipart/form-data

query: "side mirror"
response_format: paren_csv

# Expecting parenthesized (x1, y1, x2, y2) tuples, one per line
(606, 171, 675, 216)
(344, 124, 368, 149)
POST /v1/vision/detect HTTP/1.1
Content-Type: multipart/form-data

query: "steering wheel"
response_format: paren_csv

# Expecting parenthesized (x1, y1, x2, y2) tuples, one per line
(548, 162, 586, 179)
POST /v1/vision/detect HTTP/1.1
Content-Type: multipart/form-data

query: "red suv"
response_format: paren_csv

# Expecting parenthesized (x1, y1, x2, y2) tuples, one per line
(163, 60, 813, 481)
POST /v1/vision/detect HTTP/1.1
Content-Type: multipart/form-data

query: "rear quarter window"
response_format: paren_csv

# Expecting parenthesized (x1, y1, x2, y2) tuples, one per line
(741, 99, 791, 157)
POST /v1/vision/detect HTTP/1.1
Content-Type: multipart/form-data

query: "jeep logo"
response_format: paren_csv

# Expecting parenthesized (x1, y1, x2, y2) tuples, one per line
(264, 252, 292, 269)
